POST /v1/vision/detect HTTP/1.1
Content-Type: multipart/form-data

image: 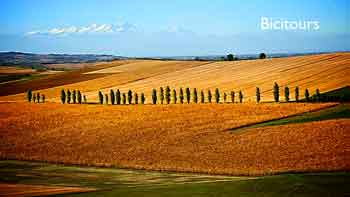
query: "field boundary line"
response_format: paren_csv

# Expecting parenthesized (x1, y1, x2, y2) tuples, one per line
(227, 103, 339, 133)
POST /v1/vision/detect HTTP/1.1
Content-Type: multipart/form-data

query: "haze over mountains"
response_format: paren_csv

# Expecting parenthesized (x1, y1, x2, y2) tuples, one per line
(0, 52, 124, 68)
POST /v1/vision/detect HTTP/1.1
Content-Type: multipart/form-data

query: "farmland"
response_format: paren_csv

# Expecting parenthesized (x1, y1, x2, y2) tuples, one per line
(0, 66, 37, 74)
(0, 183, 95, 196)
(0, 52, 349, 103)
(0, 53, 349, 196)
(1, 102, 348, 176)
(2, 0, 350, 194)
(0, 61, 133, 96)
(1, 160, 349, 197)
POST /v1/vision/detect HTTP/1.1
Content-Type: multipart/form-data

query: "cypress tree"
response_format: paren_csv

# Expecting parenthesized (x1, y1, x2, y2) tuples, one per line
(172, 89, 177, 104)
(165, 86, 171, 104)
(273, 82, 279, 102)
(207, 90, 212, 103)
(231, 91, 235, 103)
(122, 93, 126, 104)
(72, 90, 76, 104)
(186, 87, 190, 104)
(141, 93, 146, 104)
(179, 88, 184, 104)
(256, 87, 261, 103)
(305, 89, 310, 102)
(33, 94, 36, 103)
(116, 89, 121, 105)
(27, 89, 32, 102)
(105, 94, 108, 104)
(98, 91, 103, 104)
(134, 92, 138, 104)
(159, 87, 164, 104)
(42, 95, 45, 103)
(200, 90, 205, 103)
(285, 86, 290, 102)
(61, 89, 66, 104)
(77, 90, 82, 104)
(239, 90, 243, 103)
(215, 88, 220, 103)
(83, 95, 87, 103)
(223, 92, 227, 103)
(128, 90, 132, 104)
(295, 86, 299, 102)
(37, 92, 40, 103)
(315, 89, 321, 102)
(152, 89, 157, 104)
(193, 88, 198, 103)
(67, 90, 71, 104)
(110, 89, 115, 105)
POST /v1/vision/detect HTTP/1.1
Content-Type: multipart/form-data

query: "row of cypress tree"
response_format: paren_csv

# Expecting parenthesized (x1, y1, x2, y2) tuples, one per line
(271, 82, 321, 103)
(96, 87, 243, 105)
(27, 84, 324, 104)
(98, 89, 146, 105)
(60, 89, 86, 104)
(26, 89, 46, 103)
(106, 84, 322, 105)
(151, 87, 243, 104)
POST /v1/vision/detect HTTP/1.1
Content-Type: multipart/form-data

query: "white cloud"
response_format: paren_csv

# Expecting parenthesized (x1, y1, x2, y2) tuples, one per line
(78, 26, 91, 33)
(93, 24, 113, 32)
(26, 31, 40, 36)
(48, 28, 66, 35)
(65, 26, 78, 33)
(115, 22, 137, 32)
(26, 22, 136, 36)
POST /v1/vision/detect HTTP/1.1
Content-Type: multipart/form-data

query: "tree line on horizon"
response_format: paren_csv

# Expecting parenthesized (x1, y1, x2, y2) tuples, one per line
(221, 53, 267, 61)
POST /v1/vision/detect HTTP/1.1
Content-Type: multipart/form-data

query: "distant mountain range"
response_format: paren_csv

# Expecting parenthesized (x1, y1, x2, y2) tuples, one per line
(0, 52, 126, 68)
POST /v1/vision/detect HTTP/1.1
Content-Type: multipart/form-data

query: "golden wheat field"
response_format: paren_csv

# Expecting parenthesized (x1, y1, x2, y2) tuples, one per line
(0, 52, 349, 103)
(0, 66, 36, 74)
(1, 102, 348, 176)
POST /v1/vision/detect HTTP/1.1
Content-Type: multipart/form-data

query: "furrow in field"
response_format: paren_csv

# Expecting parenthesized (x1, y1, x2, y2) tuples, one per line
(0, 53, 348, 103)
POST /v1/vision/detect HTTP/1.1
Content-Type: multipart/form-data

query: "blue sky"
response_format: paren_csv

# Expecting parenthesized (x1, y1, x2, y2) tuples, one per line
(1, 0, 349, 56)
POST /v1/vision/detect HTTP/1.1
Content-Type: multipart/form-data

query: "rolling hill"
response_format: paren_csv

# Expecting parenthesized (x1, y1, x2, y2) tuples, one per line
(0, 52, 349, 103)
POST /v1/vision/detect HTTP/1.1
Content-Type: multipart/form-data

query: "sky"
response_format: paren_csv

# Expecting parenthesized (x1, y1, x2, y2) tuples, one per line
(1, 0, 349, 56)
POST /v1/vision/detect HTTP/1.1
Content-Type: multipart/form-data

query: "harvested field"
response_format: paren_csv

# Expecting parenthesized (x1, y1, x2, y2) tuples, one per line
(44, 61, 113, 70)
(36, 70, 64, 75)
(1, 102, 346, 176)
(0, 66, 36, 74)
(1, 52, 348, 103)
(95, 52, 348, 103)
(0, 183, 95, 196)
(0, 60, 207, 100)
(0, 60, 132, 96)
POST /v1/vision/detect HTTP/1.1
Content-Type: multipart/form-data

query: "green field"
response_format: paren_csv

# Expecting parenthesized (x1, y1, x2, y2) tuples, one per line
(0, 160, 349, 197)
(231, 103, 350, 133)
(0, 73, 47, 84)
